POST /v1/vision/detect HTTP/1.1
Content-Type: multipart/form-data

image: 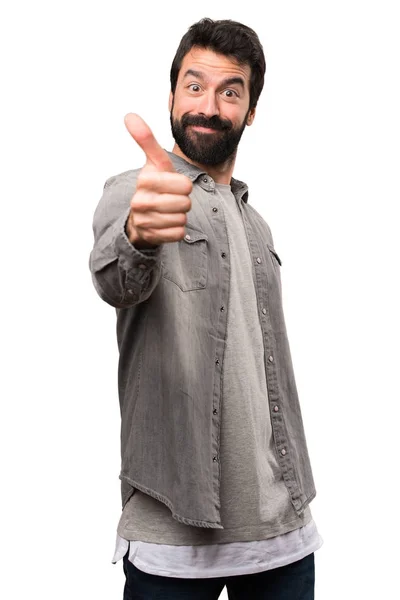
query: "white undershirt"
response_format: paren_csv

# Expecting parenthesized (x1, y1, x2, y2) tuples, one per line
(112, 518, 323, 578)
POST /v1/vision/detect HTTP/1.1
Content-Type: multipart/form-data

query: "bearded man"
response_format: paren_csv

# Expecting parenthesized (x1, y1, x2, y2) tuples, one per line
(89, 17, 323, 600)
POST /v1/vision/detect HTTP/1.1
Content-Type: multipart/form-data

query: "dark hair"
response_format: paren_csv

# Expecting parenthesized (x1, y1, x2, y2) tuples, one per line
(170, 18, 266, 111)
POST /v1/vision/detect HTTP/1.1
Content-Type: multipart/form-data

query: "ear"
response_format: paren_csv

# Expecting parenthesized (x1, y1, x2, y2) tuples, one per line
(246, 107, 256, 126)
(168, 91, 173, 112)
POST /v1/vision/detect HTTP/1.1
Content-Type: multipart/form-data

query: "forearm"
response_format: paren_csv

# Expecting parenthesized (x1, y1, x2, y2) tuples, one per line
(89, 176, 162, 308)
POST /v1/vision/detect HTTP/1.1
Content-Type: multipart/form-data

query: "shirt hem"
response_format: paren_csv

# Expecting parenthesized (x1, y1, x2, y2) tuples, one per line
(117, 509, 313, 546)
(129, 536, 324, 579)
(120, 475, 224, 529)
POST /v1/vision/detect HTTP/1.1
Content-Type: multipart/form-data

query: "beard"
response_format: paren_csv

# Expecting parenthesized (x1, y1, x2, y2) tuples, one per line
(170, 104, 249, 167)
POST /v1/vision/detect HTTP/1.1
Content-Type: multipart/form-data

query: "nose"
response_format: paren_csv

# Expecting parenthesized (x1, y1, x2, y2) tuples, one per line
(197, 90, 220, 118)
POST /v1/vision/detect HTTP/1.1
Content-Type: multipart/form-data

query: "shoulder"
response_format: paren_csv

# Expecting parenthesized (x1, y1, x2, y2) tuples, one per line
(103, 168, 142, 191)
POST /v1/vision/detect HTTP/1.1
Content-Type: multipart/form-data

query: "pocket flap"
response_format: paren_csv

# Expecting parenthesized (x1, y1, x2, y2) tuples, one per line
(267, 243, 282, 266)
(183, 227, 208, 244)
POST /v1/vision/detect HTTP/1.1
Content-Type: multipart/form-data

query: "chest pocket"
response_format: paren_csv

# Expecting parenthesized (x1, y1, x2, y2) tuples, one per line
(267, 243, 282, 267)
(162, 226, 208, 292)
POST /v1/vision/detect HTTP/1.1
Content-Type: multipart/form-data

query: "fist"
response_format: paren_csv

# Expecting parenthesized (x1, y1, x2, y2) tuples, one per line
(124, 113, 193, 248)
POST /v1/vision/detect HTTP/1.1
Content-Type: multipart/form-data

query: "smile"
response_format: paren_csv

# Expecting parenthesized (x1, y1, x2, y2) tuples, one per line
(189, 125, 221, 134)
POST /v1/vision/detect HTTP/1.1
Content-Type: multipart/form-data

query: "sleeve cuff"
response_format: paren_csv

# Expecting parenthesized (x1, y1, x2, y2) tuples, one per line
(113, 207, 162, 286)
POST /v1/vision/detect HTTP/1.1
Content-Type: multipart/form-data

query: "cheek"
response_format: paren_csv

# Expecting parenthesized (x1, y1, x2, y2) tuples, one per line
(222, 107, 245, 127)
(172, 92, 196, 118)
(178, 100, 198, 118)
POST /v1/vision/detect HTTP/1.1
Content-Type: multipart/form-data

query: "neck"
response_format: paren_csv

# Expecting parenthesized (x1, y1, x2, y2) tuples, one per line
(171, 143, 236, 185)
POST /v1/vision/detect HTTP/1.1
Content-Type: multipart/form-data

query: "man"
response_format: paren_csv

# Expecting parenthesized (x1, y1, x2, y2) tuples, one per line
(89, 17, 323, 600)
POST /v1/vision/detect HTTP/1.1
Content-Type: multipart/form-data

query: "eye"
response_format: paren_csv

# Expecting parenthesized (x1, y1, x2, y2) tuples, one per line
(188, 84, 202, 93)
(222, 89, 239, 99)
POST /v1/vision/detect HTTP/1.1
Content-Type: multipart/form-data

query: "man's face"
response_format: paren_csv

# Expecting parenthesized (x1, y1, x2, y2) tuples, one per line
(169, 47, 255, 166)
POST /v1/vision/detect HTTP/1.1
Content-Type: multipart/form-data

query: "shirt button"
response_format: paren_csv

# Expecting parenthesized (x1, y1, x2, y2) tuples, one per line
(256, 257, 262, 264)
(262, 308, 267, 315)
(221, 252, 226, 258)
(213, 408, 218, 415)
(269, 355, 274, 362)
(280, 448, 287, 456)
(273, 405, 279, 412)
(220, 306, 225, 312)
(212, 207, 218, 212)
(185, 234, 191, 241)
(213, 455, 218, 462)
(203, 177, 208, 183)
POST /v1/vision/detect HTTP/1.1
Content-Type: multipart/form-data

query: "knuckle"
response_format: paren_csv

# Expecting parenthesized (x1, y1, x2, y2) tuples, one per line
(140, 170, 166, 191)
(137, 169, 159, 189)
(179, 175, 193, 194)
(131, 189, 142, 205)
(135, 217, 146, 229)
(140, 229, 154, 242)
(136, 170, 149, 187)
(132, 189, 152, 211)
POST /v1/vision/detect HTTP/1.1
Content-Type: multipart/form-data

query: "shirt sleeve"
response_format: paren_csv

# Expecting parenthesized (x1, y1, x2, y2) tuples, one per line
(89, 173, 163, 308)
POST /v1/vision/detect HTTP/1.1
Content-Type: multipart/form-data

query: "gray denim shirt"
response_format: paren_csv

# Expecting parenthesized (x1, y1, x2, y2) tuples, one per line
(89, 152, 317, 529)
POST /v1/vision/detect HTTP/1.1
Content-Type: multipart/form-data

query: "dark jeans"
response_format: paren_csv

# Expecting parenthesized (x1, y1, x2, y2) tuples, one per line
(122, 551, 315, 599)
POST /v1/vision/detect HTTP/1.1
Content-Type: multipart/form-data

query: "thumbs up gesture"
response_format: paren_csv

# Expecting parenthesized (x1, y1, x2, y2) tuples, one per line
(124, 113, 193, 248)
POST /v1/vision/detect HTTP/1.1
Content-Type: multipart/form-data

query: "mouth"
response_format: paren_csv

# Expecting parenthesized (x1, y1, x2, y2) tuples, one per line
(189, 125, 221, 134)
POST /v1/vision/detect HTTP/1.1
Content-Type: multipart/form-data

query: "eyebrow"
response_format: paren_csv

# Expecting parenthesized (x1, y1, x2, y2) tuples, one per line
(183, 69, 246, 90)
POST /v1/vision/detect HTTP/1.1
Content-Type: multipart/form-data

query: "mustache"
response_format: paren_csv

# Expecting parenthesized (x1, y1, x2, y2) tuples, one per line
(181, 114, 232, 131)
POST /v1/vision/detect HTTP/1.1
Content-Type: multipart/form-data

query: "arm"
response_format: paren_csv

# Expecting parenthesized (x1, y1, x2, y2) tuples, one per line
(89, 113, 192, 308)
(88, 173, 163, 309)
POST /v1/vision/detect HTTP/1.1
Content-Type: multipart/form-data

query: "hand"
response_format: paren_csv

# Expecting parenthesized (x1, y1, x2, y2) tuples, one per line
(124, 113, 193, 248)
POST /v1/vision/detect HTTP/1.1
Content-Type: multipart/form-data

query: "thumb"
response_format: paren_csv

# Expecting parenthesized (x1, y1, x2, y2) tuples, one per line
(124, 113, 174, 172)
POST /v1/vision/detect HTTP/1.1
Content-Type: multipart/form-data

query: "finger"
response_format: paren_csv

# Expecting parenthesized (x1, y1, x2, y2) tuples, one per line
(143, 195, 192, 214)
(124, 113, 174, 172)
(132, 192, 191, 215)
(136, 226, 186, 244)
(134, 211, 188, 229)
(137, 170, 193, 195)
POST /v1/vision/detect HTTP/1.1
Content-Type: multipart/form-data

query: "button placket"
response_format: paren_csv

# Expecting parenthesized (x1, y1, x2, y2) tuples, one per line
(238, 205, 302, 507)
(207, 184, 230, 514)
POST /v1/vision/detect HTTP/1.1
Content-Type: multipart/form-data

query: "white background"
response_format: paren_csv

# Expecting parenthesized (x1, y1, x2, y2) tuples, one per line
(1, 1, 399, 598)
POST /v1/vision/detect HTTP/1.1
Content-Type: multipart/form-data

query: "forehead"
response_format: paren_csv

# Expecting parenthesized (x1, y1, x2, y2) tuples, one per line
(178, 47, 251, 85)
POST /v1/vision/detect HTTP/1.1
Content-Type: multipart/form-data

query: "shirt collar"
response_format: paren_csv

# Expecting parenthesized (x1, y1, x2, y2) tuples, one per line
(166, 151, 249, 204)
